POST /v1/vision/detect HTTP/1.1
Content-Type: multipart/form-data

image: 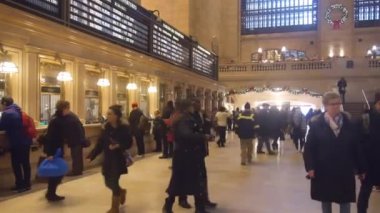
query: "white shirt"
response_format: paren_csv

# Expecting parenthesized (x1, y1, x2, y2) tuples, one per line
(215, 111, 231, 127)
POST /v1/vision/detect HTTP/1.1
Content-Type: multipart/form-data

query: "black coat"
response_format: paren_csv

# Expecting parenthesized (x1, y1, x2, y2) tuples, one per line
(88, 123, 133, 176)
(303, 113, 365, 203)
(257, 109, 272, 137)
(44, 115, 66, 157)
(63, 112, 85, 148)
(128, 108, 143, 134)
(166, 113, 206, 196)
(361, 110, 380, 185)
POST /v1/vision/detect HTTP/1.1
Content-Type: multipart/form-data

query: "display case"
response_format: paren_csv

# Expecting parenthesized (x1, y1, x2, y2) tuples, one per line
(116, 75, 129, 116)
(139, 80, 149, 117)
(84, 70, 101, 124)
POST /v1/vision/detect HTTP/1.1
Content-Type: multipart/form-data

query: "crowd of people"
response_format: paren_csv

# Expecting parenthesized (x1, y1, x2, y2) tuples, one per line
(0, 91, 379, 213)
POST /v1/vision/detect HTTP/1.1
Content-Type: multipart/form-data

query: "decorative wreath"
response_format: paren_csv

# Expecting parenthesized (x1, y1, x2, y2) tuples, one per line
(325, 4, 348, 25)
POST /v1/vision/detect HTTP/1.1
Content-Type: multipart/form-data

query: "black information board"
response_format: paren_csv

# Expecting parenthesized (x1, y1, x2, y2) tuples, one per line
(6, 0, 60, 17)
(70, 0, 149, 51)
(192, 46, 215, 76)
(153, 23, 190, 67)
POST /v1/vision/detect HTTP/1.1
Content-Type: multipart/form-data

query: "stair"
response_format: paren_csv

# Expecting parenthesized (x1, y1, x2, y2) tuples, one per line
(343, 102, 365, 120)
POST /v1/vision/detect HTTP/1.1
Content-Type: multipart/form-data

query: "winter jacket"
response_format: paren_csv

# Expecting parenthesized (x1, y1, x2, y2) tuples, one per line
(44, 114, 66, 157)
(0, 104, 31, 149)
(63, 112, 85, 148)
(128, 108, 143, 134)
(88, 122, 133, 176)
(303, 112, 365, 203)
(360, 110, 380, 185)
(236, 110, 258, 139)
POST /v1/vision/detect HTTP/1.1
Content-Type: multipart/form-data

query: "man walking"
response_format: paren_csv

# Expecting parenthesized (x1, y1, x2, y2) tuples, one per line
(235, 102, 258, 165)
(357, 93, 380, 213)
(257, 103, 275, 155)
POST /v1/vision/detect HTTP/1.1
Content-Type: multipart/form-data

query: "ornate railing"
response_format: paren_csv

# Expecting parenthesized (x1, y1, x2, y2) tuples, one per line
(219, 61, 332, 72)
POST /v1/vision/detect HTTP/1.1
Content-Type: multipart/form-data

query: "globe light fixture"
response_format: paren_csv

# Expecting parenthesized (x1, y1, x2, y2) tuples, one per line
(0, 44, 18, 73)
(56, 71, 73, 82)
(97, 78, 110, 87)
(126, 82, 137, 90)
(148, 85, 157, 93)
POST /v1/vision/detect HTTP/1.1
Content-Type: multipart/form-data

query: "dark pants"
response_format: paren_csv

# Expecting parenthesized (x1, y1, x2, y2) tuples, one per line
(70, 145, 83, 174)
(217, 126, 226, 146)
(47, 176, 63, 196)
(257, 136, 272, 153)
(271, 135, 280, 150)
(104, 174, 121, 196)
(154, 133, 163, 152)
(134, 130, 145, 155)
(292, 128, 305, 151)
(11, 146, 31, 188)
(358, 177, 375, 213)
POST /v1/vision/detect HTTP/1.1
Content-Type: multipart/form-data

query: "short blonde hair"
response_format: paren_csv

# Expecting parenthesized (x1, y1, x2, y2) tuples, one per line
(322, 92, 341, 105)
(154, 110, 161, 116)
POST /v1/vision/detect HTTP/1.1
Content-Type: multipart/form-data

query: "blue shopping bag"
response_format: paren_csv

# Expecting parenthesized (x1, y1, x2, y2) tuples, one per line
(37, 148, 69, 177)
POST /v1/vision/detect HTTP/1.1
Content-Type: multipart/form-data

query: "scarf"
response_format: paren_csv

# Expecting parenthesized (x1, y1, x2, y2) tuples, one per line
(324, 113, 343, 137)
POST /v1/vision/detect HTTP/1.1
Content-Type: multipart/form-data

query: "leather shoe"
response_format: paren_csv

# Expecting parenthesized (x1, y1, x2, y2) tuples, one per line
(46, 194, 65, 202)
(179, 200, 192, 209)
(205, 200, 217, 208)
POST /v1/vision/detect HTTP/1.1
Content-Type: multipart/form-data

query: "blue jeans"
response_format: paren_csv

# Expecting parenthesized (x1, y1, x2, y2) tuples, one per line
(322, 202, 350, 213)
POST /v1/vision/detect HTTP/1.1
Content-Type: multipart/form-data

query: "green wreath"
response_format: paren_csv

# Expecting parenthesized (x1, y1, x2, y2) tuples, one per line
(325, 4, 348, 25)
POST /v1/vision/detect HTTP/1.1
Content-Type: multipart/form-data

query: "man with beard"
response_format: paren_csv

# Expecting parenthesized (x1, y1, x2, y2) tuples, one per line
(357, 92, 380, 213)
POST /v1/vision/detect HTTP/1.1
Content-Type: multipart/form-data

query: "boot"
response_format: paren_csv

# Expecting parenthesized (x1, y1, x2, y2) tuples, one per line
(107, 196, 119, 213)
(162, 197, 174, 213)
(120, 189, 126, 205)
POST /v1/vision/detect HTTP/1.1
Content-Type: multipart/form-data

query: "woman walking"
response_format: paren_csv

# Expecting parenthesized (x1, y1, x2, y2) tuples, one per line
(303, 92, 365, 213)
(87, 105, 133, 213)
(163, 99, 209, 213)
(43, 100, 71, 201)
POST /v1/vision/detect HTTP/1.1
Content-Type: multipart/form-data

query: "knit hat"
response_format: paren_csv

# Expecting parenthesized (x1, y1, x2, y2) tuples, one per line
(244, 102, 251, 109)
(375, 92, 380, 104)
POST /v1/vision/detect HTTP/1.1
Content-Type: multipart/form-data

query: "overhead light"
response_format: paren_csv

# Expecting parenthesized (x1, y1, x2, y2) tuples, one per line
(258, 48, 263, 53)
(57, 71, 73, 82)
(97, 78, 110, 87)
(281, 46, 287, 52)
(372, 45, 377, 51)
(328, 49, 334, 58)
(339, 49, 345, 57)
(0, 44, 18, 73)
(148, 86, 157, 93)
(367, 50, 372, 55)
(126, 82, 137, 90)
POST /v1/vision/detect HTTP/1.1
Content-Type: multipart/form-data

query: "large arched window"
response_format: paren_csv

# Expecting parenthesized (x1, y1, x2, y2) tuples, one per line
(355, 0, 380, 27)
(241, 0, 318, 34)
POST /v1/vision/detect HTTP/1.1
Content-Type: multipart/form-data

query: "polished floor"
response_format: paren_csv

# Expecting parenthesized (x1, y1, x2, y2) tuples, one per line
(0, 133, 379, 213)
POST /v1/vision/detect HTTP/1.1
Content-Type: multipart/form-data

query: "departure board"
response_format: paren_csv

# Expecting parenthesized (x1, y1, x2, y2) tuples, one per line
(7, 0, 60, 17)
(152, 23, 190, 67)
(70, 0, 149, 51)
(192, 46, 216, 76)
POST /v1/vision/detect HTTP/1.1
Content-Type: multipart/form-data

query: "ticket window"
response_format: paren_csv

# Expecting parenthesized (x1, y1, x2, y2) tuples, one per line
(139, 81, 149, 117)
(39, 62, 63, 124)
(0, 76, 5, 98)
(159, 83, 166, 111)
(116, 76, 129, 117)
(84, 71, 101, 124)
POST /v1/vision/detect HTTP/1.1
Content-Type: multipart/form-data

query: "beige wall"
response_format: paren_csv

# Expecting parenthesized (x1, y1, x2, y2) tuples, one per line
(140, 0, 190, 35)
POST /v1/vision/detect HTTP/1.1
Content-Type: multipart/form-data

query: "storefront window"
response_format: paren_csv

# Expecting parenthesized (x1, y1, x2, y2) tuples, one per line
(84, 71, 100, 124)
(139, 80, 149, 117)
(116, 76, 129, 117)
(39, 61, 62, 124)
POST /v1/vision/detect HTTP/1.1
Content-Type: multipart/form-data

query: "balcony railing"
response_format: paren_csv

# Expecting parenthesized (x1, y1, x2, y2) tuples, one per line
(220, 59, 380, 73)
(2, 0, 218, 80)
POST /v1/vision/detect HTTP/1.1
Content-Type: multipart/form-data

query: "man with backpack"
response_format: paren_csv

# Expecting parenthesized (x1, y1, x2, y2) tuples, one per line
(0, 96, 35, 193)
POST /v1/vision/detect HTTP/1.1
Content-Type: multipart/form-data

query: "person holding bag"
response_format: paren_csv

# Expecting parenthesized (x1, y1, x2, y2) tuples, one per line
(87, 105, 133, 213)
(43, 100, 71, 202)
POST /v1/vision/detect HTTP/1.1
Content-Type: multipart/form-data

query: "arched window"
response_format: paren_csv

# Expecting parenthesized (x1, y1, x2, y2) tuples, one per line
(241, 0, 318, 34)
(355, 0, 380, 27)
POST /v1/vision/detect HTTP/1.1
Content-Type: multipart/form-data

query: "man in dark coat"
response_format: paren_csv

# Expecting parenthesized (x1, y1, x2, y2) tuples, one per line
(256, 103, 275, 155)
(0, 96, 32, 193)
(128, 102, 145, 156)
(64, 111, 86, 176)
(337, 77, 347, 104)
(357, 93, 380, 213)
(163, 99, 209, 213)
(303, 92, 365, 213)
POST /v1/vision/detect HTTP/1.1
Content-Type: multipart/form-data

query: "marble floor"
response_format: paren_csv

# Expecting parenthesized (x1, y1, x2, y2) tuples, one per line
(0, 132, 379, 213)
